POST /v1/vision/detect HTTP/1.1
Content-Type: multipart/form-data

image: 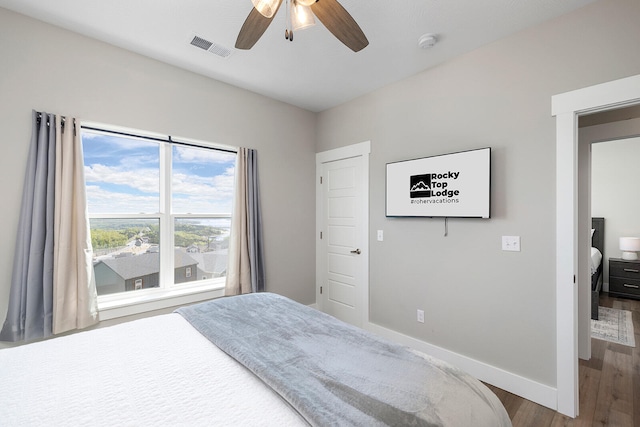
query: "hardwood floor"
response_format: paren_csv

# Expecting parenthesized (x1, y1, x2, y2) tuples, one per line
(486, 293, 640, 426)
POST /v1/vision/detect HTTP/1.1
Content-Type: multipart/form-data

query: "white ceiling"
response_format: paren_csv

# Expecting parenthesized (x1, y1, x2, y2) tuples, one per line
(0, 0, 597, 112)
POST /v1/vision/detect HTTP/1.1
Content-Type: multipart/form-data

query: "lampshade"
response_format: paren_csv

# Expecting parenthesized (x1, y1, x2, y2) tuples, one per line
(619, 237, 640, 260)
(251, 0, 280, 18)
(291, 2, 315, 31)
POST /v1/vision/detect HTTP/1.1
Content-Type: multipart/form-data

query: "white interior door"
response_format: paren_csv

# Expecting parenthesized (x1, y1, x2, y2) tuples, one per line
(319, 156, 364, 327)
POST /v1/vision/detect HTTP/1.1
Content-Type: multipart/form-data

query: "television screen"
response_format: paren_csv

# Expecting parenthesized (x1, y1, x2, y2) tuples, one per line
(386, 147, 491, 218)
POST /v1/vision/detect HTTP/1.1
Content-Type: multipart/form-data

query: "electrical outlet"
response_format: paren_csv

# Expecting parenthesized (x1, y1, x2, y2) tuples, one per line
(417, 309, 425, 323)
(377, 230, 384, 241)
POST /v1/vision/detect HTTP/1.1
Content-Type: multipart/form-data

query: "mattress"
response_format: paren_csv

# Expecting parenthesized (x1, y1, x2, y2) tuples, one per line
(0, 314, 307, 426)
(591, 246, 602, 275)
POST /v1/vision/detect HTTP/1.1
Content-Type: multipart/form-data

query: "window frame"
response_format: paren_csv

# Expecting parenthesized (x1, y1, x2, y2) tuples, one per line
(81, 122, 236, 320)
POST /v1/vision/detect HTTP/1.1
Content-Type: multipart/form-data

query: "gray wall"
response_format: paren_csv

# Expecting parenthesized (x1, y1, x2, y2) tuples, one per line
(0, 8, 317, 333)
(316, 0, 640, 387)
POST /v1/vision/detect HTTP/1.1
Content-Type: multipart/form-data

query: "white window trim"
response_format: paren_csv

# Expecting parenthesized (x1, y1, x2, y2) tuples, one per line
(82, 121, 236, 320)
(98, 283, 226, 321)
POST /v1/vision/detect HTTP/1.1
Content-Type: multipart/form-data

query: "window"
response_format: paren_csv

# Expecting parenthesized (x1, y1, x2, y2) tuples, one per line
(81, 125, 236, 309)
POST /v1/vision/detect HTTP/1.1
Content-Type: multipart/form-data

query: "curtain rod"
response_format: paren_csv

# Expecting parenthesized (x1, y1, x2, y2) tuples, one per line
(81, 125, 237, 154)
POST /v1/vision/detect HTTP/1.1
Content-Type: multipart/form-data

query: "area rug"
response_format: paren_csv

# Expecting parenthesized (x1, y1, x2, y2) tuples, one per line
(591, 306, 635, 347)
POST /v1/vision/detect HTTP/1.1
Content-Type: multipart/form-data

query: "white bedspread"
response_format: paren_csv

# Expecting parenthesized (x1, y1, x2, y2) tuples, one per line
(591, 246, 602, 275)
(0, 314, 307, 426)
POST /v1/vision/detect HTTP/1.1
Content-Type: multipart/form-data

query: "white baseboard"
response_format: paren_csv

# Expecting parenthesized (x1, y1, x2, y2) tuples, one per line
(365, 321, 558, 411)
(307, 303, 318, 309)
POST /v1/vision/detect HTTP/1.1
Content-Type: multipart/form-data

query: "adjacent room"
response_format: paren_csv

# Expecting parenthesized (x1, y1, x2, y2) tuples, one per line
(1, 0, 639, 425)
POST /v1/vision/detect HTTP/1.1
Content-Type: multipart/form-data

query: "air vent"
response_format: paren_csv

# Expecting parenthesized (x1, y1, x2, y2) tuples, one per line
(191, 35, 213, 50)
(189, 35, 232, 58)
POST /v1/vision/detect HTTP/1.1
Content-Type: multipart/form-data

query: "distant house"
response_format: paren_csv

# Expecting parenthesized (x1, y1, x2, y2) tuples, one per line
(94, 249, 198, 295)
(206, 236, 229, 252)
(174, 250, 200, 283)
(186, 251, 228, 279)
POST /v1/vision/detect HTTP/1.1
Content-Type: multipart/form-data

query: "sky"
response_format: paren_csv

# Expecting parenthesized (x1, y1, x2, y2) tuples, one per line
(82, 130, 236, 216)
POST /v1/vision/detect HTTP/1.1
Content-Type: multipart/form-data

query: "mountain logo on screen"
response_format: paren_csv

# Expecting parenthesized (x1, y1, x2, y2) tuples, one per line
(410, 171, 461, 200)
(410, 174, 432, 198)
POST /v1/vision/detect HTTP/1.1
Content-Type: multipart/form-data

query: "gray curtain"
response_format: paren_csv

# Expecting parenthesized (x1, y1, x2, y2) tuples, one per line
(0, 110, 98, 342)
(246, 149, 265, 293)
(225, 148, 266, 295)
(0, 111, 56, 341)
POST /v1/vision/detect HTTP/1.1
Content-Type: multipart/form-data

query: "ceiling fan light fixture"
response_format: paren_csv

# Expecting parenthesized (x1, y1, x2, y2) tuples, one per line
(291, 2, 315, 31)
(296, 0, 316, 6)
(251, 0, 280, 18)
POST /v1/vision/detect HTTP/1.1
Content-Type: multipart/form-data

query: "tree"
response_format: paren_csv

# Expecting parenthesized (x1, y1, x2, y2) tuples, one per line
(91, 229, 128, 249)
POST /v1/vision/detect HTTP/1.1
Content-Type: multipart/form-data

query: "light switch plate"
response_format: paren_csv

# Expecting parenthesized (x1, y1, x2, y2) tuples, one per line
(502, 236, 521, 252)
(377, 230, 384, 241)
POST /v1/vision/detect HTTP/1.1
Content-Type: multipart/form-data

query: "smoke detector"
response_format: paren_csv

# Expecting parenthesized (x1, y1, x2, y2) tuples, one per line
(418, 33, 438, 49)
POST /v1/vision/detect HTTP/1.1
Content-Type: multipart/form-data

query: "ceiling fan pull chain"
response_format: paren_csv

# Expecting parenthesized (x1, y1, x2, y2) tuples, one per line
(289, 0, 294, 41)
(285, 0, 292, 41)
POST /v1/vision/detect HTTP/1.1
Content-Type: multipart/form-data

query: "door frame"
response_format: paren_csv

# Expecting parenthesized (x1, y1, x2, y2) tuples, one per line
(316, 141, 371, 327)
(552, 74, 640, 417)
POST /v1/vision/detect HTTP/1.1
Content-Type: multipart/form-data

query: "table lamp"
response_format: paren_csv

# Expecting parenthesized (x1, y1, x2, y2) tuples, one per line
(619, 237, 640, 260)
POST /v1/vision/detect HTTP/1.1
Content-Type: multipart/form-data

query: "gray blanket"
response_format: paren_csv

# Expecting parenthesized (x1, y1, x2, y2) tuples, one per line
(177, 293, 511, 427)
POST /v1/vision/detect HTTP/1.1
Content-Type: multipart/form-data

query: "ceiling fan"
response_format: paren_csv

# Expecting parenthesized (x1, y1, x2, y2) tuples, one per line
(236, 0, 369, 52)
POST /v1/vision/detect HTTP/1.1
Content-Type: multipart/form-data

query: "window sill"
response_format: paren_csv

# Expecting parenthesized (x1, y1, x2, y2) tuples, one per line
(97, 282, 225, 321)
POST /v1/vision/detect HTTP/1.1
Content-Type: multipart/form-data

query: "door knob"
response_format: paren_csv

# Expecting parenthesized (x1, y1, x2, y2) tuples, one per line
(350, 249, 361, 254)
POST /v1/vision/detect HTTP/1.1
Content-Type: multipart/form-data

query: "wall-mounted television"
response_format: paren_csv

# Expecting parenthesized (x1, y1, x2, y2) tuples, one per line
(386, 147, 491, 218)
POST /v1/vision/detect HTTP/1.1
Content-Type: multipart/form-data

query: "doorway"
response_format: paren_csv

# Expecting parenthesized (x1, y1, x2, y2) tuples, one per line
(553, 74, 640, 417)
(578, 117, 640, 361)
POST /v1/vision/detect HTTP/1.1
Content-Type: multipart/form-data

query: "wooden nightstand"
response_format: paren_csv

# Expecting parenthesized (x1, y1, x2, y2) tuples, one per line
(609, 258, 640, 300)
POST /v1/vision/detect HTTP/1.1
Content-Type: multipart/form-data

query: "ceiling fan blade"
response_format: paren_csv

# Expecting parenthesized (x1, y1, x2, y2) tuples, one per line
(311, 0, 368, 52)
(235, 0, 283, 50)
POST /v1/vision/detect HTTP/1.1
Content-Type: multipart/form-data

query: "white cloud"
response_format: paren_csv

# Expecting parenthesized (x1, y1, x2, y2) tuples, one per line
(172, 166, 235, 213)
(85, 164, 235, 214)
(84, 164, 159, 194)
(85, 185, 159, 214)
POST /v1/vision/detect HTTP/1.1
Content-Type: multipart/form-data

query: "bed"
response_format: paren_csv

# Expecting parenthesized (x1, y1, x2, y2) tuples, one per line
(0, 292, 511, 426)
(591, 217, 605, 320)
